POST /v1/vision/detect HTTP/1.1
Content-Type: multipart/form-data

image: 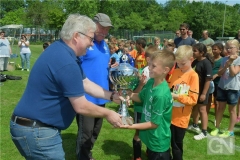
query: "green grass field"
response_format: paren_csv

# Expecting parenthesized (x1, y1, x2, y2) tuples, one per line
(0, 45, 240, 160)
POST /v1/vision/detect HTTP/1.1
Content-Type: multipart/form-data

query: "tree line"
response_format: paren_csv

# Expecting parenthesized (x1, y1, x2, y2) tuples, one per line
(0, 0, 240, 40)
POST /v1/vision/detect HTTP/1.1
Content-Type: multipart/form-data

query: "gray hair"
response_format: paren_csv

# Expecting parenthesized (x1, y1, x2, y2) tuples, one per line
(60, 14, 96, 40)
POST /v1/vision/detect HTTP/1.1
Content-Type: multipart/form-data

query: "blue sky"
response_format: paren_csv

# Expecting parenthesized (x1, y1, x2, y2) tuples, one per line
(156, 0, 239, 6)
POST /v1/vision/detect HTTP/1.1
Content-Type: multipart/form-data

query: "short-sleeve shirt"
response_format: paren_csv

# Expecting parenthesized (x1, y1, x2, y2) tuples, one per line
(174, 37, 196, 48)
(0, 38, 11, 57)
(80, 40, 110, 105)
(139, 79, 172, 152)
(218, 56, 240, 90)
(13, 39, 86, 130)
(212, 58, 222, 85)
(192, 58, 213, 92)
(18, 40, 31, 54)
(199, 38, 215, 46)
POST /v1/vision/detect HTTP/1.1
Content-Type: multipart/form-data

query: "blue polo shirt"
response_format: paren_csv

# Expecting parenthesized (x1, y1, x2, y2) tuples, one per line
(80, 40, 110, 105)
(13, 39, 86, 130)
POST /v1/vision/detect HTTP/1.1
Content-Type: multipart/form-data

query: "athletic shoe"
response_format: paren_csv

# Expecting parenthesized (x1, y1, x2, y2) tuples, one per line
(194, 132, 207, 140)
(188, 124, 201, 133)
(210, 128, 219, 136)
(219, 131, 234, 138)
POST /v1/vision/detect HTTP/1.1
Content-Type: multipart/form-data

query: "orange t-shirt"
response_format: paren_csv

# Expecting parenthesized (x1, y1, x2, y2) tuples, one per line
(129, 49, 138, 59)
(135, 52, 146, 69)
(168, 68, 199, 128)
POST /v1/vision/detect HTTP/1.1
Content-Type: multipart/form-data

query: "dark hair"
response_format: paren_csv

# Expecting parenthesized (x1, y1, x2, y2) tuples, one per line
(130, 40, 135, 45)
(193, 43, 214, 66)
(21, 35, 27, 40)
(43, 42, 50, 49)
(180, 23, 189, 29)
(136, 38, 146, 48)
(212, 43, 225, 57)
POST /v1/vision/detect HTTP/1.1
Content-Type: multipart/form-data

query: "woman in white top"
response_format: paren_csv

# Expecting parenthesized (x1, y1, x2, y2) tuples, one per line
(18, 35, 31, 71)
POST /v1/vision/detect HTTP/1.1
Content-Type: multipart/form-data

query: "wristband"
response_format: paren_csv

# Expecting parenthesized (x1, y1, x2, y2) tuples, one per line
(110, 92, 114, 101)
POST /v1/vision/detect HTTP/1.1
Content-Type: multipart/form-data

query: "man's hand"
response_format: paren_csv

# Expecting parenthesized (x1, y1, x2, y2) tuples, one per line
(105, 110, 122, 128)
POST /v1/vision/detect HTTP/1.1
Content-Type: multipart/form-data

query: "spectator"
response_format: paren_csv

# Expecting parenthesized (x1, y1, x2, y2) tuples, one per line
(154, 37, 163, 50)
(199, 30, 215, 47)
(10, 14, 122, 160)
(18, 35, 31, 71)
(129, 40, 138, 59)
(210, 39, 240, 138)
(189, 43, 213, 140)
(43, 42, 50, 50)
(135, 38, 147, 69)
(175, 30, 181, 38)
(0, 31, 12, 71)
(77, 13, 114, 160)
(174, 23, 196, 48)
(188, 30, 193, 38)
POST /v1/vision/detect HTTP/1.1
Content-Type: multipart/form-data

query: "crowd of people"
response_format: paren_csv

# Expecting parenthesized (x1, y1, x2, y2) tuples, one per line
(6, 12, 240, 160)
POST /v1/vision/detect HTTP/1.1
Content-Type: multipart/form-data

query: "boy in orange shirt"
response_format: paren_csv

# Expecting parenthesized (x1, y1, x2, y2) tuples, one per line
(168, 45, 199, 160)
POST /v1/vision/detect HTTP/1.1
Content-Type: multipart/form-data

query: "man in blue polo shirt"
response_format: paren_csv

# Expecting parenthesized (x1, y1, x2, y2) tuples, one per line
(10, 14, 122, 160)
(76, 13, 113, 160)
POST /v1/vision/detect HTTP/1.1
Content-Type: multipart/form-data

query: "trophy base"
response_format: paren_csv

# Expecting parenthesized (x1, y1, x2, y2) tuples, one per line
(121, 116, 133, 125)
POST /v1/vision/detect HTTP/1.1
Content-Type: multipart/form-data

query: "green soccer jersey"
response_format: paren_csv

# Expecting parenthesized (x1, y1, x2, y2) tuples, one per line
(139, 78, 173, 152)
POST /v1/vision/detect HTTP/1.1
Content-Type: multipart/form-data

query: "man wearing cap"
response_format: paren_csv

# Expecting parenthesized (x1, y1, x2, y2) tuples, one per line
(76, 13, 113, 160)
(0, 31, 12, 71)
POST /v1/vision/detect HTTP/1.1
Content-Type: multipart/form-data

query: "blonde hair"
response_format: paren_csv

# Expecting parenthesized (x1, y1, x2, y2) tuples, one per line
(145, 45, 160, 58)
(167, 39, 176, 48)
(227, 39, 239, 49)
(175, 45, 193, 60)
(151, 49, 175, 69)
(207, 46, 213, 56)
(108, 43, 116, 50)
(154, 37, 160, 42)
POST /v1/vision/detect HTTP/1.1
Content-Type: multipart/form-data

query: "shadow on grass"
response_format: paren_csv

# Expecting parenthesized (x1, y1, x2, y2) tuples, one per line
(62, 133, 77, 160)
(101, 140, 132, 159)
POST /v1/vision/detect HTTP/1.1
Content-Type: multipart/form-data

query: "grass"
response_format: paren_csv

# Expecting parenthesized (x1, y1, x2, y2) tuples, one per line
(1, 45, 240, 160)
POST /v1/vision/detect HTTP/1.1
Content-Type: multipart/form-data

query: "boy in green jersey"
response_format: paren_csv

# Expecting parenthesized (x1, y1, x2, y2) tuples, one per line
(132, 46, 159, 160)
(121, 49, 175, 160)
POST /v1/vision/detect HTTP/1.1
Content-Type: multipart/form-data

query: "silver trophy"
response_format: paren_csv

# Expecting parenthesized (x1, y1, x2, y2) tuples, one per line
(109, 56, 139, 125)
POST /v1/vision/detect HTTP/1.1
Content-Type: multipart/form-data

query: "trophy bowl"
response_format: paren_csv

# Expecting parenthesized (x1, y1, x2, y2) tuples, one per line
(109, 62, 139, 125)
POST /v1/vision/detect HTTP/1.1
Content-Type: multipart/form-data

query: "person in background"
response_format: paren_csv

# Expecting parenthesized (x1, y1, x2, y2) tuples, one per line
(174, 23, 196, 48)
(210, 39, 240, 138)
(43, 42, 50, 50)
(121, 49, 176, 160)
(10, 14, 122, 160)
(175, 30, 181, 38)
(76, 13, 114, 160)
(119, 45, 135, 67)
(206, 43, 224, 126)
(18, 35, 31, 71)
(0, 31, 12, 72)
(189, 43, 213, 140)
(168, 45, 199, 160)
(129, 40, 138, 59)
(109, 43, 120, 68)
(199, 30, 215, 47)
(166, 39, 176, 53)
(154, 37, 163, 50)
(135, 38, 147, 69)
(188, 30, 193, 38)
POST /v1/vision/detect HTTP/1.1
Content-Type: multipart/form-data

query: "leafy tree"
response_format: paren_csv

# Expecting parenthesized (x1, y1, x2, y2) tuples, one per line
(166, 9, 186, 32)
(0, 8, 26, 25)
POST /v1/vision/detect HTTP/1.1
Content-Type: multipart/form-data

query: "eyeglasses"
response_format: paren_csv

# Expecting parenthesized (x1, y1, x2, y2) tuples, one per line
(179, 28, 186, 31)
(78, 32, 94, 42)
(226, 47, 236, 50)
